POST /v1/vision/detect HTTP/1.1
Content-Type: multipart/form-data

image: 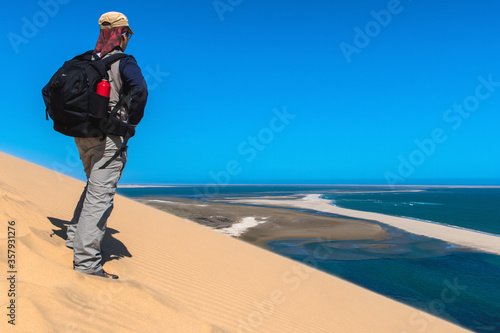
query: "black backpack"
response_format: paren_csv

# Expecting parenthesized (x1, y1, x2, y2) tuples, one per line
(43, 50, 135, 139)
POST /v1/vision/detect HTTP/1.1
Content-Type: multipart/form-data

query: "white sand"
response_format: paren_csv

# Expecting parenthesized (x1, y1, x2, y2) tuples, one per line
(216, 217, 268, 237)
(146, 199, 207, 207)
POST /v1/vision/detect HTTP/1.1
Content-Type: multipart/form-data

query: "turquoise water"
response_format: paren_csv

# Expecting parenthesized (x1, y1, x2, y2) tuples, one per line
(323, 188, 500, 236)
(118, 185, 500, 332)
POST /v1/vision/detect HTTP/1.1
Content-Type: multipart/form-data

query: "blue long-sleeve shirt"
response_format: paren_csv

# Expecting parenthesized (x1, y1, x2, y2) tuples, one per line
(118, 56, 148, 126)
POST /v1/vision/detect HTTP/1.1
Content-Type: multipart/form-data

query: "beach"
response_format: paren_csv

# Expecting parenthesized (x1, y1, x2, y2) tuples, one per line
(0, 152, 471, 332)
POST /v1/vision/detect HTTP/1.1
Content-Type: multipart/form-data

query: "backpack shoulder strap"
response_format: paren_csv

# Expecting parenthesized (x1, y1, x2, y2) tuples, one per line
(83, 51, 126, 78)
(72, 50, 95, 61)
(102, 53, 130, 70)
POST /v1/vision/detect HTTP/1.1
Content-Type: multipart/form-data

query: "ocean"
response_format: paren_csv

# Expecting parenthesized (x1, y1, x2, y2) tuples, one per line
(323, 187, 500, 236)
(117, 185, 500, 332)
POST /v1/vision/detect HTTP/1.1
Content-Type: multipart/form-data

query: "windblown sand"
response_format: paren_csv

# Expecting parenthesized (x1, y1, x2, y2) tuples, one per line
(0, 152, 470, 332)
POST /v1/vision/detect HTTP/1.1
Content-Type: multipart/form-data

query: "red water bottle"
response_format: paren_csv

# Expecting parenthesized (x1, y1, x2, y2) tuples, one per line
(96, 79, 111, 97)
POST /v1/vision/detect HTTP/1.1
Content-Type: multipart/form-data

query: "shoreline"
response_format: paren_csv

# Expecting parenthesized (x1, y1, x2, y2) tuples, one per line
(222, 194, 500, 255)
(366, 208, 500, 239)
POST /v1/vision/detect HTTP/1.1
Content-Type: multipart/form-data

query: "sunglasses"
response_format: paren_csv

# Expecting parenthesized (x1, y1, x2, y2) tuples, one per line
(122, 31, 132, 39)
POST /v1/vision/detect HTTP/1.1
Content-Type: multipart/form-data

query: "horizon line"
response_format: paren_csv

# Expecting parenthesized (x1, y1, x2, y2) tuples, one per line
(118, 183, 500, 188)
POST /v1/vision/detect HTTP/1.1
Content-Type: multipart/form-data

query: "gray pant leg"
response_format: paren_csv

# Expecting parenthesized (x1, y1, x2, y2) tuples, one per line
(66, 138, 95, 248)
(72, 135, 126, 273)
(66, 185, 87, 248)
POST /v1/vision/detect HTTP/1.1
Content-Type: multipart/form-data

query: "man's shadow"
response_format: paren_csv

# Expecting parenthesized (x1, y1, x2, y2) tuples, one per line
(47, 217, 132, 264)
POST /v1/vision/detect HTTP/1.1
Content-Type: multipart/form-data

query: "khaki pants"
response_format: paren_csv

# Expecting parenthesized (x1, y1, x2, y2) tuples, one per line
(66, 135, 127, 273)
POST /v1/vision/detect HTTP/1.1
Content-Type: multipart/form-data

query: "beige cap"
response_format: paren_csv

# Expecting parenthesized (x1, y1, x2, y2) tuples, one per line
(98, 11, 134, 34)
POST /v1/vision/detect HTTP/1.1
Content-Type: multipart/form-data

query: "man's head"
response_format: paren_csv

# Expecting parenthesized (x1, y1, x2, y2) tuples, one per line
(98, 11, 134, 34)
(95, 12, 133, 56)
(99, 11, 133, 51)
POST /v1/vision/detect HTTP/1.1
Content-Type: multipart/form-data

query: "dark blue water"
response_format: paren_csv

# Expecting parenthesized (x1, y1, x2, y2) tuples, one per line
(117, 184, 370, 198)
(118, 185, 500, 332)
(267, 229, 500, 332)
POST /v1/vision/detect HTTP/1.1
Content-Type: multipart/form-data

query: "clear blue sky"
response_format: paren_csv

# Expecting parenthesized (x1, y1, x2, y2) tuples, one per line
(1, 0, 499, 185)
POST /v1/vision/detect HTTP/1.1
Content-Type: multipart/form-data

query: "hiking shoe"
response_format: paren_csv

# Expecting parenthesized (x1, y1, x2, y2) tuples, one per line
(89, 269, 119, 279)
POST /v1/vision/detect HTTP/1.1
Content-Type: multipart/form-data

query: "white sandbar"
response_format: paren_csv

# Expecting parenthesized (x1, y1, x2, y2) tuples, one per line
(226, 194, 500, 255)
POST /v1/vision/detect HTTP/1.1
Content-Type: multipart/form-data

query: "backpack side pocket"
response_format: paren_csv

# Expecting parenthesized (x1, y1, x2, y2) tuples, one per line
(89, 91, 110, 119)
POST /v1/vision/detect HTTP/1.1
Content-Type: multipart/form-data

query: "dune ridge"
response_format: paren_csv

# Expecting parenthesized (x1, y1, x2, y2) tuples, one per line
(0, 152, 469, 332)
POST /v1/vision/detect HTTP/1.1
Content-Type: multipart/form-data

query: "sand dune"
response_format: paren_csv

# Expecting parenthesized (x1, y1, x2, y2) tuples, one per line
(0, 152, 470, 332)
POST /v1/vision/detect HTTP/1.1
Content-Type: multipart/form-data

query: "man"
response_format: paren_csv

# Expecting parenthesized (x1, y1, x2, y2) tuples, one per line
(64, 12, 148, 278)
